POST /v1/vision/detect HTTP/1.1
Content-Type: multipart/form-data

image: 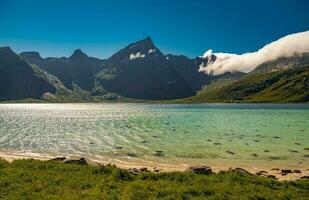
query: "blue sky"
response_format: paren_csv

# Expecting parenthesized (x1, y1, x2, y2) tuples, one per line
(0, 0, 308, 58)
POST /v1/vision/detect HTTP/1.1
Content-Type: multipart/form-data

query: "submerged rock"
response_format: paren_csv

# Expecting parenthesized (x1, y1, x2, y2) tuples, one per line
(288, 150, 299, 153)
(294, 143, 301, 145)
(186, 165, 212, 175)
(226, 151, 236, 155)
(214, 143, 221, 145)
(153, 150, 165, 157)
(304, 148, 309, 151)
(269, 156, 281, 160)
(251, 153, 258, 157)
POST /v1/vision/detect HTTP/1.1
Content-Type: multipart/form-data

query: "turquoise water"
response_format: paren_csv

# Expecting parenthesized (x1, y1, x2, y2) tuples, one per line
(0, 103, 308, 168)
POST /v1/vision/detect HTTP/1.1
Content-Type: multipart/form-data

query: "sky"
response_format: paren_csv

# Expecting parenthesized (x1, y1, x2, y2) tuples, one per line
(0, 0, 308, 59)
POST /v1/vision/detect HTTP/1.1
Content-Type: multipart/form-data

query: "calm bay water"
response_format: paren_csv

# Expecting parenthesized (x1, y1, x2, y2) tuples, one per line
(0, 103, 308, 168)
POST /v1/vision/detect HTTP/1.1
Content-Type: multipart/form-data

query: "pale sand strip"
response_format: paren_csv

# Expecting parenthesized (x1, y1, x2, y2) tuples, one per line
(0, 153, 308, 181)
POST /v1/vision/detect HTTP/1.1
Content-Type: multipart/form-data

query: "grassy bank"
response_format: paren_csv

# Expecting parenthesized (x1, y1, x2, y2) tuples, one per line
(0, 159, 308, 199)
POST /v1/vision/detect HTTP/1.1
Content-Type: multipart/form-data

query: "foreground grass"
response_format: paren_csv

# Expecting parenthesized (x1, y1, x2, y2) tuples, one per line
(0, 159, 308, 199)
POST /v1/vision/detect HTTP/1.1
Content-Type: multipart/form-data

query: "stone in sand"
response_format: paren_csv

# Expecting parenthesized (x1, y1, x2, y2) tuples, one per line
(301, 176, 309, 179)
(207, 139, 212, 142)
(267, 175, 277, 179)
(115, 146, 123, 149)
(140, 167, 148, 172)
(264, 150, 270, 153)
(271, 168, 280, 171)
(214, 143, 221, 145)
(141, 140, 147, 143)
(294, 143, 301, 145)
(293, 169, 302, 173)
(229, 167, 252, 175)
(304, 155, 309, 158)
(254, 140, 259, 142)
(281, 169, 293, 174)
(90, 142, 95, 145)
(152, 136, 159, 138)
(251, 153, 258, 157)
(273, 136, 280, 139)
(304, 148, 309, 151)
(226, 151, 236, 155)
(186, 165, 212, 175)
(65, 158, 87, 165)
(255, 171, 268, 176)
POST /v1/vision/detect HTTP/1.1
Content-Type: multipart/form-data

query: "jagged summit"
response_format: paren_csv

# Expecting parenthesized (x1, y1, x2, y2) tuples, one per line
(70, 49, 88, 59)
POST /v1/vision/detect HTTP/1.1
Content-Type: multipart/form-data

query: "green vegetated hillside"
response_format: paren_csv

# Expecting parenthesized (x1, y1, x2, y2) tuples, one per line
(0, 159, 308, 200)
(170, 65, 309, 103)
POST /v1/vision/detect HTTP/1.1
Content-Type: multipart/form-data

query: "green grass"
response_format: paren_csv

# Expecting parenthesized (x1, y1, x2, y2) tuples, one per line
(0, 159, 308, 199)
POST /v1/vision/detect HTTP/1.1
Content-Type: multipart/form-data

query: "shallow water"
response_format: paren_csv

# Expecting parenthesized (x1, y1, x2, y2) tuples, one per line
(0, 103, 308, 168)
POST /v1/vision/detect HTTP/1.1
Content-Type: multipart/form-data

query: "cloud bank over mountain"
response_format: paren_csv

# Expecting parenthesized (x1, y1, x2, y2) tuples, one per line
(199, 31, 309, 75)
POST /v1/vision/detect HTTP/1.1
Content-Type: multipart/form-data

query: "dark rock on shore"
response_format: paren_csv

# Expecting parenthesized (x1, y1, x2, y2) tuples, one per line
(186, 165, 212, 175)
(301, 176, 309, 180)
(293, 169, 302, 173)
(229, 167, 252, 175)
(65, 158, 87, 165)
(267, 175, 277, 179)
(255, 170, 268, 176)
(281, 169, 293, 174)
(50, 157, 66, 161)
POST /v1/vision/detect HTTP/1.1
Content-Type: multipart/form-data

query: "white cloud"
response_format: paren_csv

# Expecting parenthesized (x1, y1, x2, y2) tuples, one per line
(129, 52, 145, 60)
(199, 31, 309, 75)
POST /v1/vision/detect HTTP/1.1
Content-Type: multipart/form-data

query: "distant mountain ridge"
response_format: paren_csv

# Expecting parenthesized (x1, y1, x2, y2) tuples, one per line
(0, 47, 57, 100)
(1, 37, 308, 102)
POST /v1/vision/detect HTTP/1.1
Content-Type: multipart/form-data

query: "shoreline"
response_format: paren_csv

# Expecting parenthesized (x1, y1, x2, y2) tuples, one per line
(1, 152, 308, 181)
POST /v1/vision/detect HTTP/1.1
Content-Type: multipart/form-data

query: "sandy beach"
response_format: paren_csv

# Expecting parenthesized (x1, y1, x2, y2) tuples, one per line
(1, 152, 308, 181)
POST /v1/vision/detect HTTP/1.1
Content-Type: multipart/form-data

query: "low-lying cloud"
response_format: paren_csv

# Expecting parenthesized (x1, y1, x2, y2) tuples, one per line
(199, 31, 309, 75)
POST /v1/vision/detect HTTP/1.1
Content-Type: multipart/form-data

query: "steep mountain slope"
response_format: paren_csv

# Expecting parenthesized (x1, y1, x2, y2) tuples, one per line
(0, 47, 56, 100)
(20, 50, 104, 90)
(251, 53, 309, 74)
(166, 54, 212, 90)
(177, 65, 308, 103)
(94, 37, 195, 100)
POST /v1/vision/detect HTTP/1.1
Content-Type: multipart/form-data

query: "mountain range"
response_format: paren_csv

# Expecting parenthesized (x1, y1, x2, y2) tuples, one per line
(0, 37, 308, 102)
